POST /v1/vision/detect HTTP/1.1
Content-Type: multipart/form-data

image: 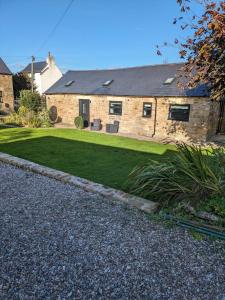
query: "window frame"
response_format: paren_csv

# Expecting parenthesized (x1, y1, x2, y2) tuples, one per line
(142, 102, 152, 118)
(103, 80, 113, 87)
(168, 104, 190, 122)
(109, 101, 122, 116)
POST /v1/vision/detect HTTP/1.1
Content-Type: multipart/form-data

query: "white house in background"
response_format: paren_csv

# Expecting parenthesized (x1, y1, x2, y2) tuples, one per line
(21, 52, 62, 95)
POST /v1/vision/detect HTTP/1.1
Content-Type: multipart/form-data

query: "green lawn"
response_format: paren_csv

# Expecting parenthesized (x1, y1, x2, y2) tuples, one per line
(0, 127, 176, 191)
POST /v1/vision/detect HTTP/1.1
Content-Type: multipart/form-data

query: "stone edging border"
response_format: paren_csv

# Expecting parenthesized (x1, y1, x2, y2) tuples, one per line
(0, 152, 158, 213)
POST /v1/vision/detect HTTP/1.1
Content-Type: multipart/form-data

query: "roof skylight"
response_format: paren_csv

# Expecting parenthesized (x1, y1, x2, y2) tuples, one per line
(103, 80, 113, 86)
(65, 80, 74, 87)
(163, 77, 175, 85)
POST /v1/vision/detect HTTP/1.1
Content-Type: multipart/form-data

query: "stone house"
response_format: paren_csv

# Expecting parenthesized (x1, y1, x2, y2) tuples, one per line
(45, 63, 224, 142)
(22, 52, 62, 95)
(0, 58, 14, 113)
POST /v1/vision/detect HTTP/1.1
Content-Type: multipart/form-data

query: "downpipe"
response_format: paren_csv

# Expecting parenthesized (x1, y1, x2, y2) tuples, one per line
(152, 97, 157, 137)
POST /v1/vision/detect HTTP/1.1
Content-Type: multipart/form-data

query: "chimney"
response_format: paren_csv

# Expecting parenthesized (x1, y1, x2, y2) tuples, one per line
(46, 51, 55, 66)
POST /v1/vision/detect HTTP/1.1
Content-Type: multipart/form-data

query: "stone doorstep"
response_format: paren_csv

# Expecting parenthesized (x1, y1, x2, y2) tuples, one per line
(0, 152, 158, 213)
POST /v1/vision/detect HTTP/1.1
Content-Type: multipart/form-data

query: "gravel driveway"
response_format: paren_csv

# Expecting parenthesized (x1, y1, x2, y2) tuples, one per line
(0, 162, 224, 299)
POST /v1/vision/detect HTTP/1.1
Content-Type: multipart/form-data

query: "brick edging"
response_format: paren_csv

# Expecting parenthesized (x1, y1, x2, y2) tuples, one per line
(0, 152, 158, 213)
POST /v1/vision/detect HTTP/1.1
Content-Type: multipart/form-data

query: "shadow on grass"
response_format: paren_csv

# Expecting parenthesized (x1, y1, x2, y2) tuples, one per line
(0, 135, 176, 191)
(0, 127, 33, 142)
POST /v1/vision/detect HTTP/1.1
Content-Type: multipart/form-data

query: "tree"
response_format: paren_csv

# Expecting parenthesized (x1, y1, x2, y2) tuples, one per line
(157, 1, 225, 101)
(20, 90, 41, 112)
(13, 73, 34, 98)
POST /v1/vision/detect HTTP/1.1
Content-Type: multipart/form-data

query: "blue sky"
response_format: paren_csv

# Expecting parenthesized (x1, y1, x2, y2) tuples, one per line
(1, 0, 203, 73)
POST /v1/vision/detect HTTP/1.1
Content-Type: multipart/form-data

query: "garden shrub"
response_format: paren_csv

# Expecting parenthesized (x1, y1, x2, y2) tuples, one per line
(4, 112, 22, 126)
(74, 116, 84, 129)
(18, 105, 30, 118)
(4, 106, 52, 128)
(129, 143, 225, 207)
(20, 90, 41, 112)
(23, 110, 36, 126)
(38, 109, 52, 128)
(27, 115, 42, 128)
(201, 196, 225, 218)
(4, 90, 50, 128)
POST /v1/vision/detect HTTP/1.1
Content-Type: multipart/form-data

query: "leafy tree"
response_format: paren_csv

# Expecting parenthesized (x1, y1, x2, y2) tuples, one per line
(20, 90, 41, 112)
(13, 73, 34, 98)
(157, 1, 225, 101)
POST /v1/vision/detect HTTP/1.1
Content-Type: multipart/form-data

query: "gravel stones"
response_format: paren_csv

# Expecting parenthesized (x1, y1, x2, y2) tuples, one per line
(0, 162, 224, 299)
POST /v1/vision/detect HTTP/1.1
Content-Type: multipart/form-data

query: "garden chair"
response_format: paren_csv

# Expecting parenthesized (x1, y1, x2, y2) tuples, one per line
(91, 119, 102, 131)
(106, 120, 120, 133)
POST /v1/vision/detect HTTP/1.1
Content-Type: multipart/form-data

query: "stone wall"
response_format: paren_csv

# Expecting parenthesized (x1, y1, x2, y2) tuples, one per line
(46, 94, 216, 142)
(47, 94, 79, 124)
(0, 74, 14, 113)
(154, 97, 212, 142)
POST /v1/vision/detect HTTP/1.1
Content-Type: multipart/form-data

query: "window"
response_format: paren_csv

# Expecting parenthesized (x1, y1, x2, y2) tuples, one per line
(164, 77, 175, 85)
(169, 104, 190, 122)
(82, 103, 87, 114)
(103, 80, 113, 87)
(109, 101, 122, 115)
(65, 80, 74, 87)
(143, 102, 152, 118)
(0, 91, 2, 103)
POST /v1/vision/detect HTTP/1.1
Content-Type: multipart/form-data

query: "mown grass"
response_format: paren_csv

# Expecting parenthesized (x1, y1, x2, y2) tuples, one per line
(0, 127, 175, 190)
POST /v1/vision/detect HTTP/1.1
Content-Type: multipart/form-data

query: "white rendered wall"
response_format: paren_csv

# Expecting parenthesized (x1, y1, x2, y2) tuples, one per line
(34, 73, 42, 94)
(41, 60, 62, 94)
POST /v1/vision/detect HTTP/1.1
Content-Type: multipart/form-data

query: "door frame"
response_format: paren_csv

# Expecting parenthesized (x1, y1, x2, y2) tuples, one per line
(79, 99, 90, 127)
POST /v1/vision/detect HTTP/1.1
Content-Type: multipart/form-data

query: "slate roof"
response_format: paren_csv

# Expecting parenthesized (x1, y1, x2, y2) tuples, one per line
(45, 63, 208, 97)
(22, 61, 47, 73)
(0, 58, 12, 75)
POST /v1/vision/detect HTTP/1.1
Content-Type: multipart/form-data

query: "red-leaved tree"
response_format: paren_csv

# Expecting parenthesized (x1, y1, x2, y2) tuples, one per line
(157, 0, 225, 101)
